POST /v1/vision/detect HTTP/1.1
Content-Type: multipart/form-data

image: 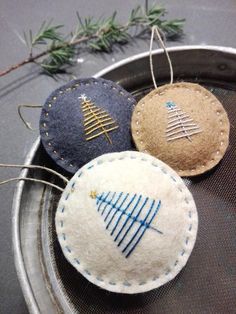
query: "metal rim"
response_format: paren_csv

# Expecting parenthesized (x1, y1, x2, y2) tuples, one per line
(12, 137, 41, 314)
(12, 45, 236, 313)
(93, 45, 236, 78)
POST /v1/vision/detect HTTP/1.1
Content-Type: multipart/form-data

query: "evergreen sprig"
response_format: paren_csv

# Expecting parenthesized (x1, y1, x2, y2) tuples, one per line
(0, 4, 185, 77)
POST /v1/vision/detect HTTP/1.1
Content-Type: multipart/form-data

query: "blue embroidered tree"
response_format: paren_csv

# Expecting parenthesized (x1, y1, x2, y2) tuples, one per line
(165, 101, 202, 142)
(90, 191, 162, 258)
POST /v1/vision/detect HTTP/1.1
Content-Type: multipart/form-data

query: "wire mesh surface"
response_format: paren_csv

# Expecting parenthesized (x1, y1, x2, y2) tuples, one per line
(44, 83, 236, 313)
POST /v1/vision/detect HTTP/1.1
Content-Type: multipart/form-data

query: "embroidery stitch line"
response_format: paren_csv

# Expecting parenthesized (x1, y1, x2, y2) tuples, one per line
(79, 94, 119, 144)
(94, 191, 163, 257)
(165, 101, 202, 142)
(57, 154, 194, 287)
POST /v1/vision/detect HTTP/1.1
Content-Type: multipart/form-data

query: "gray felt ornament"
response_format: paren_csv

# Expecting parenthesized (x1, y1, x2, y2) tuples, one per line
(40, 78, 136, 174)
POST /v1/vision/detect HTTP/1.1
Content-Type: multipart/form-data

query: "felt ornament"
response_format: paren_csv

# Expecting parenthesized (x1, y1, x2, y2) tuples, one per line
(131, 26, 230, 177)
(39, 78, 136, 174)
(54, 151, 198, 294)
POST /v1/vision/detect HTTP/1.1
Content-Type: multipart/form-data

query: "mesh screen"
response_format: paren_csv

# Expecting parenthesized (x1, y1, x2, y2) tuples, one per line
(47, 83, 236, 313)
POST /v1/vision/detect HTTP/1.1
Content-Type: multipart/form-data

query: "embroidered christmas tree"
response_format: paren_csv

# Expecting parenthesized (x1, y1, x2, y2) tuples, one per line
(165, 101, 202, 142)
(90, 191, 162, 258)
(79, 94, 119, 144)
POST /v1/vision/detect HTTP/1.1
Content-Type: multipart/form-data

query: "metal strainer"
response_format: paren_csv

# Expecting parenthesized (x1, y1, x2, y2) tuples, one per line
(13, 46, 236, 313)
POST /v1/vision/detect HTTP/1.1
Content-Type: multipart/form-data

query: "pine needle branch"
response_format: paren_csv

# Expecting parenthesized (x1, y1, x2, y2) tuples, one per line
(0, 4, 185, 77)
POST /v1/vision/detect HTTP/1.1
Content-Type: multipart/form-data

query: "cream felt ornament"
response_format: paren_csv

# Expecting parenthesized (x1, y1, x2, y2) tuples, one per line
(55, 151, 198, 294)
(0, 151, 198, 294)
(131, 27, 230, 177)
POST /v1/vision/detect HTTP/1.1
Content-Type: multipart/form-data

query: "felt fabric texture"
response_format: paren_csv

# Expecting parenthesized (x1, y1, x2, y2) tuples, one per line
(55, 151, 198, 294)
(131, 82, 230, 176)
(40, 78, 136, 174)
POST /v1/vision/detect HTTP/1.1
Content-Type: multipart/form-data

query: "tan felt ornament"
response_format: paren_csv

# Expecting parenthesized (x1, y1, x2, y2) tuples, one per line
(131, 27, 230, 177)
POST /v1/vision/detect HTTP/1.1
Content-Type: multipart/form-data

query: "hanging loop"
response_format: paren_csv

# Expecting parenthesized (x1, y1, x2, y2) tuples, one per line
(18, 104, 42, 130)
(0, 177, 64, 192)
(0, 163, 69, 183)
(149, 25, 174, 89)
(0, 163, 69, 192)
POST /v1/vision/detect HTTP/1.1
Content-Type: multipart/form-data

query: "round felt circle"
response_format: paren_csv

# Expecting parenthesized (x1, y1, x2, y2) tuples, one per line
(131, 82, 230, 176)
(40, 78, 136, 174)
(55, 151, 198, 294)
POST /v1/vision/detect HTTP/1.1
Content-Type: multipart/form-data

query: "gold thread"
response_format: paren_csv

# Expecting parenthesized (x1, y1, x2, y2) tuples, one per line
(90, 191, 97, 199)
(79, 94, 119, 144)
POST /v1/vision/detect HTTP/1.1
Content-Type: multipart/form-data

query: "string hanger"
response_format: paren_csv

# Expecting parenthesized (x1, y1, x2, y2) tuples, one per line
(18, 104, 42, 130)
(0, 163, 69, 192)
(149, 25, 174, 89)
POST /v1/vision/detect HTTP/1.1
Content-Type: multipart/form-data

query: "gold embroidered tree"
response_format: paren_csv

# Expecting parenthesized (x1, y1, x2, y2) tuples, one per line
(165, 101, 202, 142)
(79, 94, 119, 144)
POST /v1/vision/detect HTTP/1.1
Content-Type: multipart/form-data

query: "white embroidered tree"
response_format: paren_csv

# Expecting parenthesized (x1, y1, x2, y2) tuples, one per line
(165, 101, 202, 142)
(79, 94, 118, 144)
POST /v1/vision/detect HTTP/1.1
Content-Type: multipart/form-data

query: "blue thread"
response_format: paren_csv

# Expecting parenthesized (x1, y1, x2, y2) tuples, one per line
(171, 176, 176, 182)
(113, 194, 140, 240)
(166, 101, 176, 109)
(181, 249, 185, 256)
(85, 269, 91, 275)
(106, 193, 129, 230)
(62, 233, 66, 240)
(61, 207, 65, 213)
(66, 246, 71, 253)
(96, 277, 103, 282)
(152, 163, 158, 167)
(78, 172, 83, 177)
(101, 192, 116, 215)
(94, 192, 162, 258)
(118, 197, 149, 247)
(88, 165, 94, 169)
(161, 168, 167, 174)
(65, 193, 70, 200)
(174, 260, 178, 266)
(139, 281, 146, 285)
(104, 192, 123, 222)
(124, 200, 161, 258)
(189, 224, 192, 231)
(96, 192, 104, 205)
(60, 220, 63, 227)
(109, 281, 116, 285)
(185, 237, 189, 245)
(98, 192, 110, 212)
(72, 182, 75, 188)
(123, 282, 131, 287)
(189, 211, 192, 218)
(111, 194, 137, 236)
(74, 258, 80, 264)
